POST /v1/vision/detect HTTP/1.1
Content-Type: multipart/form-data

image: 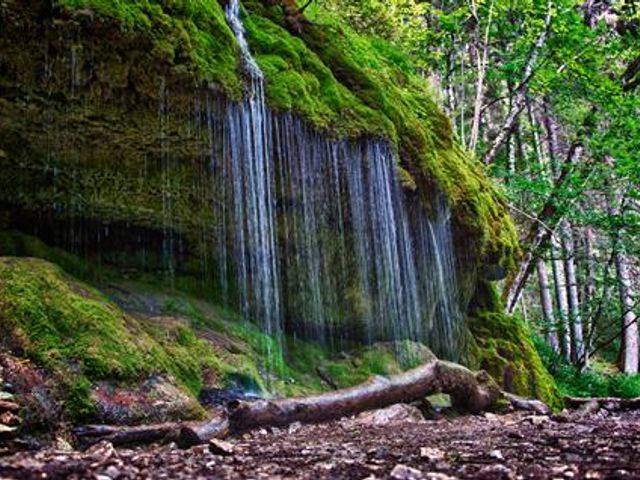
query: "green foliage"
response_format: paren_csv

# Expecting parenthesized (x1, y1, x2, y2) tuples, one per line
(535, 337, 640, 399)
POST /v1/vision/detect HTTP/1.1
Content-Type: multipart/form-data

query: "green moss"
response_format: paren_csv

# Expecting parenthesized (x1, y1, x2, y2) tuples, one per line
(466, 281, 562, 410)
(0, 256, 233, 420)
(55, 0, 242, 97)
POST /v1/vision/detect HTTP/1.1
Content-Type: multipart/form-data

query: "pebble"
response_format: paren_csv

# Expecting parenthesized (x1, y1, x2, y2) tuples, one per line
(390, 464, 423, 480)
(0, 391, 14, 400)
(424, 473, 456, 480)
(477, 464, 515, 479)
(85, 440, 117, 459)
(488, 449, 504, 460)
(104, 465, 121, 478)
(209, 438, 234, 456)
(419, 447, 445, 462)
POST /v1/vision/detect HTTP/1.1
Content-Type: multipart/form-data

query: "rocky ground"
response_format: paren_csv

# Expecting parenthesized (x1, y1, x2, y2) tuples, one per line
(1, 407, 639, 479)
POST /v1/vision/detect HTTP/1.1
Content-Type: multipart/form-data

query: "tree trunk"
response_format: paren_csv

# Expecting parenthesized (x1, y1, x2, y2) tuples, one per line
(503, 143, 584, 313)
(604, 155, 639, 374)
(76, 360, 554, 449)
(551, 235, 572, 361)
(468, 0, 495, 153)
(581, 225, 597, 365)
(614, 249, 639, 374)
(537, 257, 559, 352)
(561, 220, 585, 364)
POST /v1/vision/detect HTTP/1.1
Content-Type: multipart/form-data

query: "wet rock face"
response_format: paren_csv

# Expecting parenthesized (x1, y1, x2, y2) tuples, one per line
(1, 4, 466, 357)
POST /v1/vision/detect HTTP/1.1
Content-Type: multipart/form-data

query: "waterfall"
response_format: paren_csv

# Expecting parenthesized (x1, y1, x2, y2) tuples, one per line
(223, 0, 282, 355)
(2, 0, 463, 362)
(214, 0, 463, 361)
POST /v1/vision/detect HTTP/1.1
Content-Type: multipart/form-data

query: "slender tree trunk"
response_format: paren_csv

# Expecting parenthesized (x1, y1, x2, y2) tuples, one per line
(604, 155, 639, 374)
(551, 235, 572, 361)
(468, 0, 495, 153)
(561, 220, 585, 364)
(581, 225, 597, 363)
(503, 102, 586, 316)
(537, 257, 559, 352)
(613, 249, 638, 374)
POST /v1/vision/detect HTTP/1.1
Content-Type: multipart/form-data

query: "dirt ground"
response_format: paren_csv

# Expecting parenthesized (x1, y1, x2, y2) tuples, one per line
(1, 410, 639, 479)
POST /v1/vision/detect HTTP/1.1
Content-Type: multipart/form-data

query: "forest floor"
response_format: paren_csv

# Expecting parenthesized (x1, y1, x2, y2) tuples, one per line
(1, 409, 639, 479)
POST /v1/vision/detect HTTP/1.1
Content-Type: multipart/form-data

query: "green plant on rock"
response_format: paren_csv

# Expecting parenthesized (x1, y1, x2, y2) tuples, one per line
(466, 281, 562, 410)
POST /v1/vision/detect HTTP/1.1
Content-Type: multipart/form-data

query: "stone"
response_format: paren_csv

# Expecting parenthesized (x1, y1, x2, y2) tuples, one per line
(488, 449, 504, 460)
(54, 436, 74, 452)
(424, 474, 456, 480)
(357, 404, 424, 426)
(288, 421, 302, 433)
(0, 391, 14, 400)
(209, 438, 234, 456)
(85, 440, 117, 460)
(0, 423, 17, 438)
(104, 465, 121, 478)
(0, 400, 20, 412)
(390, 464, 423, 480)
(524, 415, 549, 426)
(419, 447, 445, 462)
(477, 464, 515, 479)
(425, 394, 452, 411)
(0, 411, 20, 426)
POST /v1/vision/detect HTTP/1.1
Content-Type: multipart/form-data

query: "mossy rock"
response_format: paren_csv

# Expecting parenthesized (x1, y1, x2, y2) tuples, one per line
(0, 250, 427, 423)
(0, 256, 254, 422)
(466, 281, 562, 411)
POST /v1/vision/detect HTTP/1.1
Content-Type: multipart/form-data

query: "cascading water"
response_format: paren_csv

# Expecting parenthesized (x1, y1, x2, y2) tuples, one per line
(214, 0, 463, 361)
(223, 0, 282, 356)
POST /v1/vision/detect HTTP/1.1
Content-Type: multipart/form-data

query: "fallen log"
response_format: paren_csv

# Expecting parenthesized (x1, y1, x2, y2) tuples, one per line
(179, 360, 501, 445)
(75, 422, 184, 447)
(76, 360, 550, 448)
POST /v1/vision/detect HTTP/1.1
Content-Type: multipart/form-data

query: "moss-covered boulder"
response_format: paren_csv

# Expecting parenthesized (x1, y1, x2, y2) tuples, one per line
(466, 281, 562, 410)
